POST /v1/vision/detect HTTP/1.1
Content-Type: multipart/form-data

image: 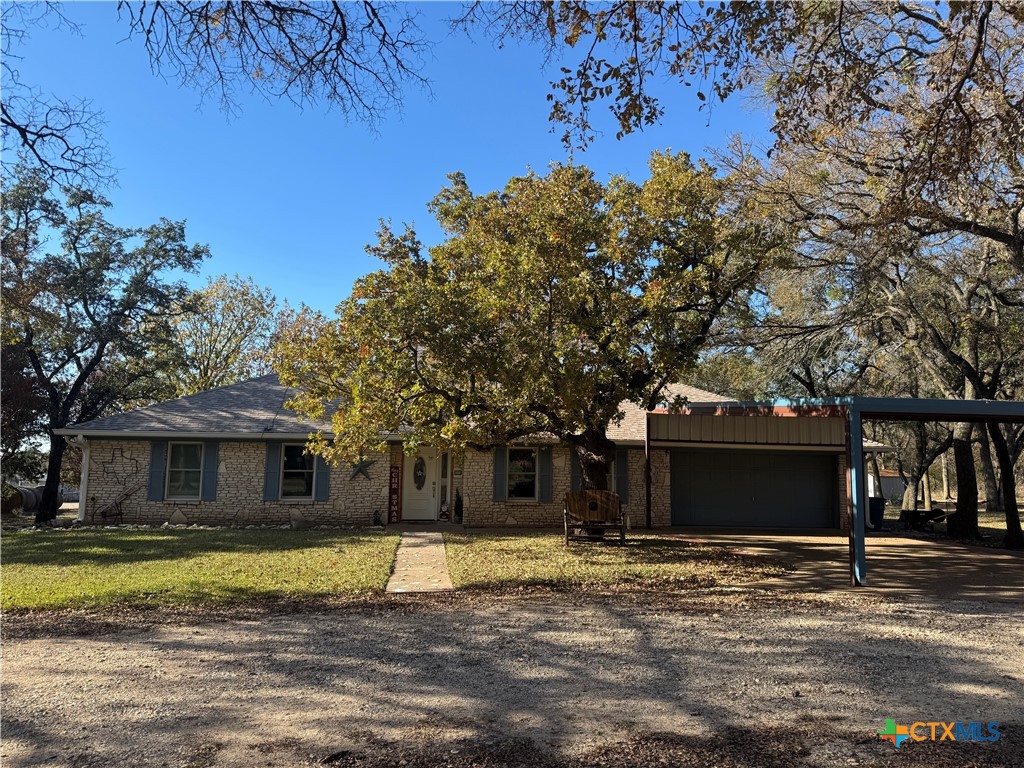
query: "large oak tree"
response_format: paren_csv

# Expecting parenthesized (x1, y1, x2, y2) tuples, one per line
(1, 167, 209, 523)
(277, 153, 784, 488)
(162, 274, 282, 396)
(467, 2, 1024, 272)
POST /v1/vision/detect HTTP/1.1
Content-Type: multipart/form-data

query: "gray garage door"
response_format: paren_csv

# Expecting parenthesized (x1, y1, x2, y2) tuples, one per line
(670, 449, 837, 528)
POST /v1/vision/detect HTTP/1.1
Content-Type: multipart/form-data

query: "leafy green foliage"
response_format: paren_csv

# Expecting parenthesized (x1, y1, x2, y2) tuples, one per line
(2, 528, 400, 611)
(162, 274, 283, 396)
(278, 153, 784, 486)
(0, 342, 48, 476)
(461, 1, 786, 148)
(1, 166, 209, 521)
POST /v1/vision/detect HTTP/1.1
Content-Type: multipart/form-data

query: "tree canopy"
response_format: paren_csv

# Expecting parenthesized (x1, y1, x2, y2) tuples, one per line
(468, 2, 1024, 270)
(162, 274, 282, 397)
(1, 167, 209, 521)
(0, 342, 49, 481)
(0, 2, 112, 186)
(277, 153, 785, 487)
(2, 1, 428, 185)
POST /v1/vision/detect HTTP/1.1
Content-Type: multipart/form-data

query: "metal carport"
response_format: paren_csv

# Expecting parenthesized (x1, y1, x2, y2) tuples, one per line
(645, 397, 1024, 587)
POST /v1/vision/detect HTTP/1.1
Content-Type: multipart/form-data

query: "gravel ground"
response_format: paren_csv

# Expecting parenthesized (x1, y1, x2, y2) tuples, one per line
(2, 591, 1021, 767)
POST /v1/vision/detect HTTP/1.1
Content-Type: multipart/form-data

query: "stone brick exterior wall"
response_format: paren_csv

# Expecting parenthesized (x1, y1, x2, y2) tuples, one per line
(455, 445, 652, 528)
(645, 449, 670, 527)
(84, 439, 389, 526)
(838, 454, 851, 531)
(84, 437, 849, 530)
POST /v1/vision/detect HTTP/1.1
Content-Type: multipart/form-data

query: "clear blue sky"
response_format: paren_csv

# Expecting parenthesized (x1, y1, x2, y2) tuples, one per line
(13, 2, 771, 315)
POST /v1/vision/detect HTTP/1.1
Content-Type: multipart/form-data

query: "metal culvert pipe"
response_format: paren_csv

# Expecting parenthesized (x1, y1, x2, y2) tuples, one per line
(5, 486, 64, 514)
(15, 486, 40, 512)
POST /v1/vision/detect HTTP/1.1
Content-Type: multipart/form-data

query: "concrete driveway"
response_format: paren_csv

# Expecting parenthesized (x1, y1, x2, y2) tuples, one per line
(672, 530, 1023, 604)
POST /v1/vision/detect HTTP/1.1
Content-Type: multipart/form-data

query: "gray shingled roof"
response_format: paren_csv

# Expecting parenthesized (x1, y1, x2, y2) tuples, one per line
(57, 374, 332, 437)
(60, 376, 890, 450)
(609, 383, 734, 444)
(59, 375, 732, 443)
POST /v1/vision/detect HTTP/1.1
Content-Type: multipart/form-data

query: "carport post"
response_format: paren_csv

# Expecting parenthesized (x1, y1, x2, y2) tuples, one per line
(644, 412, 653, 529)
(848, 406, 867, 586)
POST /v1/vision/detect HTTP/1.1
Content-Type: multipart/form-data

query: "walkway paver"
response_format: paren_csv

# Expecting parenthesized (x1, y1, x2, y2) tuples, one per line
(386, 530, 454, 593)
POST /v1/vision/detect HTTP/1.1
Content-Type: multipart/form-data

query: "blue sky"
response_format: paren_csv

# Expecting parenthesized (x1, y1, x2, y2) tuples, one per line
(12, 2, 771, 315)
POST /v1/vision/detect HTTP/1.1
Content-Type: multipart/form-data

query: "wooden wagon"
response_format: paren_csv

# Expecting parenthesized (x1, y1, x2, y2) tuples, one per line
(563, 490, 626, 545)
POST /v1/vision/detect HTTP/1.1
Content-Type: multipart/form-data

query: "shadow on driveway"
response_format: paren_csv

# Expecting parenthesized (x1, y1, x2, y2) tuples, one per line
(668, 529, 1023, 604)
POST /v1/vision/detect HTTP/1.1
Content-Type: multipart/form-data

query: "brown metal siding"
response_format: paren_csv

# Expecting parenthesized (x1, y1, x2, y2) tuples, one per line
(650, 414, 846, 447)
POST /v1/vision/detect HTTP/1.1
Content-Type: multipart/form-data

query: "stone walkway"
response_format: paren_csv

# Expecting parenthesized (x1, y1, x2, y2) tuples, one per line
(386, 530, 454, 593)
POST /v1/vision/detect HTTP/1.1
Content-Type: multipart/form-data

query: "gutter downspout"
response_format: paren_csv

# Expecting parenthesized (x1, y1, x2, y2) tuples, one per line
(71, 435, 89, 522)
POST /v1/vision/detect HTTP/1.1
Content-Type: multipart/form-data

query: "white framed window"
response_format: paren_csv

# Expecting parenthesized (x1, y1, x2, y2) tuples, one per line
(507, 447, 538, 500)
(166, 442, 204, 500)
(281, 443, 316, 499)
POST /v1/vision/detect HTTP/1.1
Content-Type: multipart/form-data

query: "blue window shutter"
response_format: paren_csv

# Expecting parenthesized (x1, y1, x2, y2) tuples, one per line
(570, 451, 581, 491)
(200, 442, 219, 501)
(492, 448, 507, 502)
(147, 440, 167, 501)
(314, 456, 330, 501)
(538, 447, 553, 503)
(615, 447, 630, 503)
(264, 443, 281, 501)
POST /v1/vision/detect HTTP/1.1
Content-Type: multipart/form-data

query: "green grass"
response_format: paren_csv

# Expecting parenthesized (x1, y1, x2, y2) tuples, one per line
(1, 528, 400, 612)
(444, 530, 784, 591)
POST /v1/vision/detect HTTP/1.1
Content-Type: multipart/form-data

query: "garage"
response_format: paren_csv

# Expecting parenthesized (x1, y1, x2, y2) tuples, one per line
(670, 449, 837, 528)
(646, 397, 1023, 585)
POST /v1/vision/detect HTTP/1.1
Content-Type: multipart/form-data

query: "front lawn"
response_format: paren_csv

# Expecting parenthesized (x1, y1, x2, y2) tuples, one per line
(444, 530, 785, 591)
(1, 528, 400, 612)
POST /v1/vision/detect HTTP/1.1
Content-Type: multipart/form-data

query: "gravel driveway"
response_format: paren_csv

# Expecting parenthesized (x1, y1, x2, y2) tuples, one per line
(3, 592, 1021, 767)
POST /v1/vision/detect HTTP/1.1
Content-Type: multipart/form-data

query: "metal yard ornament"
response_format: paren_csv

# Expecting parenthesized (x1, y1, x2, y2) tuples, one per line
(349, 457, 376, 481)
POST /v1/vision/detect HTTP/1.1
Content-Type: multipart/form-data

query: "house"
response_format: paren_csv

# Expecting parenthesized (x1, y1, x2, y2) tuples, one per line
(57, 374, 877, 530)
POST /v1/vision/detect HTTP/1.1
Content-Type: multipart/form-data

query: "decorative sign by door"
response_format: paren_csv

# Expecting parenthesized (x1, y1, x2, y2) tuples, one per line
(388, 464, 402, 523)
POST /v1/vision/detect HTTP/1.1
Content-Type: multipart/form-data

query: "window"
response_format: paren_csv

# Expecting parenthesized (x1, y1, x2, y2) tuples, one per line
(166, 442, 203, 500)
(507, 448, 537, 500)
(281, 444, 316, 499)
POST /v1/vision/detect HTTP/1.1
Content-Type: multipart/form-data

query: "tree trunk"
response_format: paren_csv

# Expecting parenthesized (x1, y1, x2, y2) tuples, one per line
(978, 429, 1002, 512)
(987, 423, 1023, 550)
(574, 428, 616, 491)
(949, 424, 980, 539)
(922, 471, 933, 512)
(869, 453, 882, 498)
(940, 452, 951, 501)
(35, 433, 67, 525)
(899, 473, 919, 522)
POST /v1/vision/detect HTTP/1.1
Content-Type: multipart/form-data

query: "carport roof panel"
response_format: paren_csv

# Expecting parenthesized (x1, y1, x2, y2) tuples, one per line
(675, 396, 1024, 423)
